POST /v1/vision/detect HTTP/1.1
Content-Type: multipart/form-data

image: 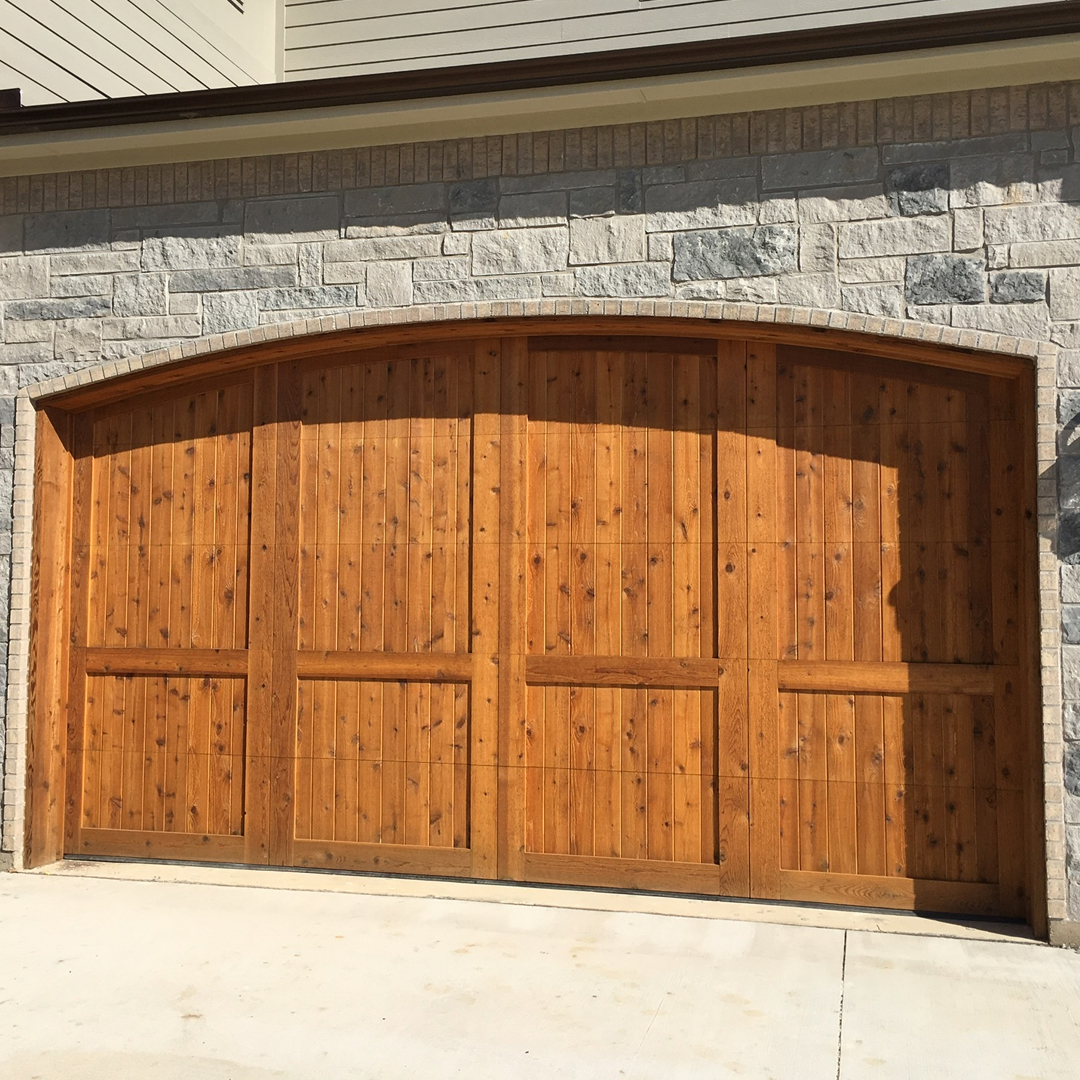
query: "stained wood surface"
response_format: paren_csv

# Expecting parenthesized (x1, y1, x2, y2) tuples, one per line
(41, 325, 1036, 920)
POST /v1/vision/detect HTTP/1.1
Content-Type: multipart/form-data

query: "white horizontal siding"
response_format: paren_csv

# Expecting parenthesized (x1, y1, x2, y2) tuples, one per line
(0, 0, 276, 105)
(283, 0, 1069, 79)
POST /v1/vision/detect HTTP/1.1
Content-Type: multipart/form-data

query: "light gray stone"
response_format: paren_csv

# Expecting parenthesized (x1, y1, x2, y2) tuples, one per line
(412, 276, 543, 303)
(50, 274, 111, 298)
(243, 243, 298, 266)
(799, 224, 836, 273)
(841, 284, 903, 318)
(1066, 702, 1080, 741)
(953, 208, 984, 252)
(170, 266, 297, 293)
(141, 236, 242, 271)
(1064, 606, 1080, 645)
(762, 147, 879, 191)
(1062, 565, 1080, 604)
(987, 245, 1009, 270)
(24, 210, 110, 253)
(675, 278, 779, 303)
(324, 236, 442, 262)
(906, 255, 985, 304)
(53, 322, 102, 364)
(1067, 745, 1080, 798)
(245, 195, 341, 242)
(673, 225, 797, 281)
(950, 155, 1036, 209)
(499, 191, 567, 228)
(1054, 321, 1080, 349)
(952, 301, 1050, 340)
(412, 258, 468, 281)
(776, 273, 840, 308)
(203, 293, 258, 335)
(576, 263, 670, 297)
(100, 315, 202, 339)
(3, 320, 52, 343)
(839, 216, 952, 258)
(799, 185, 890, 223)
(112, 273, 167, 317)
(645, 179, 757, 232)
(298, 243, 321, 287)
(760, 199, 797, 224)
(366, 262, 413, 307)
(541, 273, 575, 296)
(257, 286, 357, 310)
(985, 203, 1080, 245)
(885, 163, 949, 216)
(989, 271, 1047, 305)
(838, 257, 905, 283)
(6, 297, 110, 321)
(1058, 351, 1080, 389)
(569, 216, 646, 265)
(443, 233, 470, 256)
(0, 257, 48, 300)
(168, 293, 200, 315)
(50, 251, 140, 275)
(1050, 268, 1080, 319)
(1010, 238, 1080, 267)
(473, 227, 569, 275)
(321, 261, 365, 285)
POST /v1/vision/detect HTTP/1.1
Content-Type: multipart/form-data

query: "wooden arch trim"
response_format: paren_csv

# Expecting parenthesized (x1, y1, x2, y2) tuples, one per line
(22, 314, 1045, 934)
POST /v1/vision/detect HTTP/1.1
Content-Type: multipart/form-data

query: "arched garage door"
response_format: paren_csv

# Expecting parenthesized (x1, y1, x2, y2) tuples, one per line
(32, 322, 1038, 918)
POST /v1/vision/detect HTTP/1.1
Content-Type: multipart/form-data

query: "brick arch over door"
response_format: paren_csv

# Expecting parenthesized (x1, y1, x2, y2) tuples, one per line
(24, 315, 1044, 923)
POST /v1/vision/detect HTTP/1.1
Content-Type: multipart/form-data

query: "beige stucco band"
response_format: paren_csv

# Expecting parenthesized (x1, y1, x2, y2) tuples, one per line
(4, 298, 1066, 936)
(3, 34, 1080, 178)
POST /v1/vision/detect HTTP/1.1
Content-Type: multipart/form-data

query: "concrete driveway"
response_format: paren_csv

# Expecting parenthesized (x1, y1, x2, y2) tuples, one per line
(1, 863, 1078, 1080)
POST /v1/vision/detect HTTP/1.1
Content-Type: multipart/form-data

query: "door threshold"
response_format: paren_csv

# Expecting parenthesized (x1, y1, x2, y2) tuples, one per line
(21, 856, 1036, 945)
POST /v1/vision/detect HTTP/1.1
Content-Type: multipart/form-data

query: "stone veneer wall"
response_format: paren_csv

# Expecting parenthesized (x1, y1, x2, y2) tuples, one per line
(1, 80, 1079, 932)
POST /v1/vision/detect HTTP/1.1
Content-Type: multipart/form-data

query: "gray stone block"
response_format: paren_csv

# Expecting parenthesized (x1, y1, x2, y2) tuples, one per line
(54, 322, 102, 364)
(366, 262, 412, 307)
(499, 170, 616, 195)
(800, 185, 890, 223)
(142, 235, 242, 271)
(576, 263, 671, 297)
(952, 301, 1049, 340)
(881, 133, 1028, 164)
(951, 154, 1035, 208)
(203, 292, 259, 334)
(324, 236, 442, 262)
(838, 216, 952, 258)
(1066, 703, 1080, 741)
(1060, 457, 1080, 510)
(473, 227, 568, 275)
(762, 147, 879, 191)
(168, 266, 297, 292)
(111, 202, 221, 231)
(450, 180, 498, 215)
(984, 203, 1080, 245)
(989, 271, 1047, 304)
(617, 170, 644, 214)
(1050, 267, 1080, 319)
(499, 191, 567, 228)
(257, 286, 357, 310)
(1067, 745, 1080, 798)
(673, 225, 798, 281)
(0, 257, 48, 300)
(345, 184, 447, 223)
(1065, 605, 1080, 645)
(799, 223, 837, 273)
(885, 163, 949, 216)
(569, 216, 646, 265)
(645, 179, 757, 232)
(101, 315, 201, 339)
(0, 214, 22, 253)
(412, 258, 468, 281)
(51, 251, 140, 275)
(413, 276, 542, 303)
(24, 210, 110, 252)
(51, 274, 111, 298)
(113, 273, 167, 317)
(905, 254, 986, 305)
(841, 283, 902, 318)
(6, 297, 111, 321)
(246, 195, 341, 241)
(686, 158, 758, 182)
(1062, 512, 1080, 565)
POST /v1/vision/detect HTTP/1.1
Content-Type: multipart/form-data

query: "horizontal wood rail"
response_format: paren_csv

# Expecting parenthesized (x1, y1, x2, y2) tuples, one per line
(523, 852, 722, 895)
(529, 335, 719, 356)
(291, 839, 473, 876)
(776, 661, 999, 696)
(84, 648, 249, 676)
(296, 651, 474, 682)
(525, 656, 723, 688)
(76, 828, 246, 862)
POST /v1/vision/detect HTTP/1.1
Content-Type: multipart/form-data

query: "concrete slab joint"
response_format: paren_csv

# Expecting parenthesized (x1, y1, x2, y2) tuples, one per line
(1, 76, 1078, 938)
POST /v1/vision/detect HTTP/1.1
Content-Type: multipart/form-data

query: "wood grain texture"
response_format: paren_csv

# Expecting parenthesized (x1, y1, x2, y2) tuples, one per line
(32, 321, 1035, 924)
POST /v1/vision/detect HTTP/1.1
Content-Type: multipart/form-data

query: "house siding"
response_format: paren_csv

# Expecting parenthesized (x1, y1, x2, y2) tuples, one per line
(0, 0, 276, 106)
(283, 0, 1066, 80)
(0, 80, 1077, 935)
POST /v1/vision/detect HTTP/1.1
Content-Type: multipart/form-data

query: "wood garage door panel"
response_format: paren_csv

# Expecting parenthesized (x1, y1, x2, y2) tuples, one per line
(294, 677, 469, 848)
(85, 383, 253, 651)
(46, 326, 1034, 919)
(78, 673, 246, 837)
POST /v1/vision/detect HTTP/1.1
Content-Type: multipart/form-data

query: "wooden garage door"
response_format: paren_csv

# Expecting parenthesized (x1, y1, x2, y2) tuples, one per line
(46, 326, 1035, 918)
